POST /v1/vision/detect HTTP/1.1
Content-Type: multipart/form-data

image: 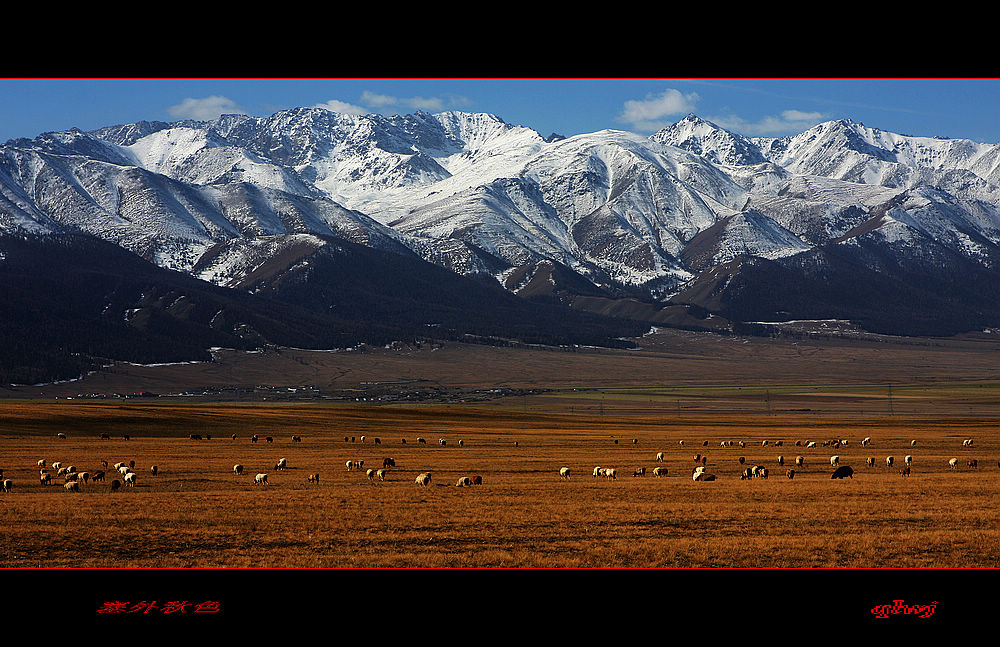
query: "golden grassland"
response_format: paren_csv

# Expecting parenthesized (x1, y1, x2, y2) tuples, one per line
(2, 400, 998, 569)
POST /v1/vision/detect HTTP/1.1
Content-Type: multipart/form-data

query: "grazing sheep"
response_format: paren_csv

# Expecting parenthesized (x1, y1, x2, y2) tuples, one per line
(67, 465, 77, 474)
(1, 479, 11, 492)
(777, 456, 784, 467)
(233, 464, 244, 475)
(559, 467, 571, 480)
(113, 462, 124, 471)
(360, 435, 366, 443)
(110, 480, 121, 492)
(374, 438, 382, 445)
(417, 437, 426, 444)
(692, 466, 716, 481)
(251, 435, 258, 443)
(232, 434, 237, 440)
(57, 467, 68, 476)
(308, 473, 320, 483)
(738, 456, 746, 464)
(292, 435, 301, 443)
(52, 462, 62, 470)
(383, 457, 396, 469)
(64, 472, 78, 482)
(948, 458, 959, 469)
(124, 472, 136, 487)
(367, 469, 376, 481)
(910, 440, 917, 447)
(900, 466, 911, 477)
(831, 465, 854, 479)
(189, 434, 202, 440)
(439, 438, 447, 446)
(866, 457, 876, 467)
(129, 461, 135, 469)
(150, 465, 158, 476)
(593, 466, 602, 477)
(886, 456, 895, 468)
(64, 481, 79, 492)
(40, 473, 51, 486)
(806, 441, 816, 448)
(702, 441, 709, 447)
(963, 439, 974, 447)
(79, 472, 90, 483)
(655, 452, 664, 462)
(862, 437, 871, 446)
(346, 460, 355, 471)
(471, 475, 482, 485)
(632, 467, 646, 477)
(679, 440, 685, 446)
(376, 469, 388, 482)
(786, 469, 795, 479)
(254, 473, 269, 485)
(356, 460, 364, 470)
(100, 433, 110, 440)
(969, 459, 979, 469)
(740, 467, 754, 480)
(456, 476, 471, 487)
(604, 468, 617, 480)
(123, 434, 131, 441)
(275, 458, 287, 471)
(652, 467, 667, 477)
(904, 455, 913, 466)
(401, 439, 407, 444)
(92, 471, 105, 482)
(37, 459, 45, 468)
(57, 433, 67, 439)
(415, 472, 431, 486)
(830, 456, 840, 467)
(795, 456, 804, 468)
(762, 440, 769, 446)
(265, 437, 273, 443)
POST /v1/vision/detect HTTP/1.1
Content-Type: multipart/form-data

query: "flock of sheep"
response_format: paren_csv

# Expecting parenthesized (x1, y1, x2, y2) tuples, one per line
(557, 435, 992, 484)
(0, 431, 993, 498)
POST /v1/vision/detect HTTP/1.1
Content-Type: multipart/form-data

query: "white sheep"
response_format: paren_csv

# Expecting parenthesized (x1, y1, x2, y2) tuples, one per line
(862, 437, 871, 446)
(795, 456, 805, 468)
(559, 467, 571, 480)
(366, 468, 376, 481)
(904, 455, 913, 466)
(963, 439, 974, 447)
(51, 461, 62, 470)
(376, 469, 388, 482)
(124, 472, 136, 487)
(233, 464, 244, 475)
(254, 473, 269, 485)
(777, 455, 785, 466)
(603, 467, 617, 480)
(593, 466, 602, 477)
(910, 440, 917, 447)
(40, 473, 51, 486)
(948, 458, 959, 469)
(886, 456, 895, 468)
(275, 458, 287, 471)
(830, 455, 840, 467)
(415, 472, 431, 486)
(655, 452, 664, 462)
(63, 481, 79, 492)
(806, 441, 817, 448)
(37, 459, 45, 468)
(346, 460, 355, 471)
(438, 438, 446, 446)
(1, 479, 11, 492)
(652, 467, 667, 477)
(456, 476, 471, 487)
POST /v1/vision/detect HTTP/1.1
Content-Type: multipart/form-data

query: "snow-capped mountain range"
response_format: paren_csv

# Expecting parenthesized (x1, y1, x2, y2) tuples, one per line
(3, 108, 1000, 344)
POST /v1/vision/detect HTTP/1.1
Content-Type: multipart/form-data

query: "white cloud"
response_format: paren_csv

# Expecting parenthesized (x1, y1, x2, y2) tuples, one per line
(314, 99, 371, 115)
(617, 89, 700, 132)
(360, 91, 470, 113)
(167, 96, 247, 121)
(708, 110, 827, 137)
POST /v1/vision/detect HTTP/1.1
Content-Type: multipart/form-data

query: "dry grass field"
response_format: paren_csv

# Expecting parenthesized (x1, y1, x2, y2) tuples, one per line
(2, 400, 998, 570)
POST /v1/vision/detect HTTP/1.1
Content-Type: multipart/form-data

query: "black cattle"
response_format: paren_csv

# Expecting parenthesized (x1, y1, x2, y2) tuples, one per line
(831, 465, 854, 479)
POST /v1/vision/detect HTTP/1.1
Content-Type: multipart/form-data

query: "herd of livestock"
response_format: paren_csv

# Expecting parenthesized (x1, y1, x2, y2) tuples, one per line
(0, 432, 993, 495)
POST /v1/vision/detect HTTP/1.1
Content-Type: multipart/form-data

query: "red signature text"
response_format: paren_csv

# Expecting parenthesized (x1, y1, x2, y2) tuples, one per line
(96, 600, 221, 615)
(871, 600, 937, 619)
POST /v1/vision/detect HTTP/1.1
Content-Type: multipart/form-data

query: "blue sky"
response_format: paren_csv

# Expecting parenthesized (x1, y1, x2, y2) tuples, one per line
(2, 78, 998, 145)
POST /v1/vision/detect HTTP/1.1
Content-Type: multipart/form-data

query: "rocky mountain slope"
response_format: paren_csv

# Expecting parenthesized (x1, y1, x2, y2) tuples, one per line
(3, 107, 1000, 383)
